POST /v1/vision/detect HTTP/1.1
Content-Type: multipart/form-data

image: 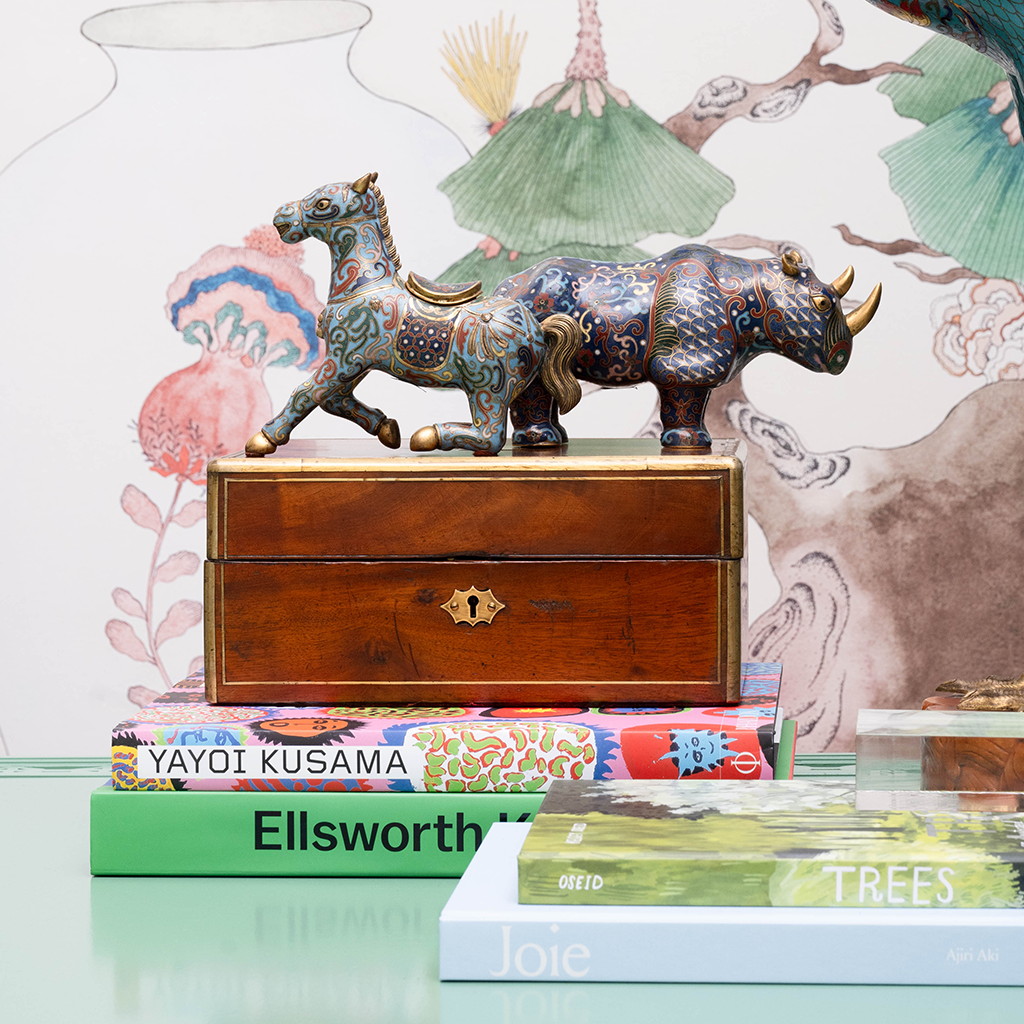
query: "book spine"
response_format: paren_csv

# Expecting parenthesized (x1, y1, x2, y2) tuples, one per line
(91, 788, 543, 877)
(517, 853, 1023, 908)
(774, 718, 796, 779)
(439, 915, 1024, 984)
(112, 709, 780, 791)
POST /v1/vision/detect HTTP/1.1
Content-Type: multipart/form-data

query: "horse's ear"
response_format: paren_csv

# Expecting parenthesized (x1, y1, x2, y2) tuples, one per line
(352, 172, 374, 195)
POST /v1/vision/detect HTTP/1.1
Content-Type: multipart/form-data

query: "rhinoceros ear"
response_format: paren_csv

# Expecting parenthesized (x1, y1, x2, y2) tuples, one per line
(781, 250, 801, 276)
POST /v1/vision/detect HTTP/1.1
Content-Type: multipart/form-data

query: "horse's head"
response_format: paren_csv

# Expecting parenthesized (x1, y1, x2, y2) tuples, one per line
(273, 173, 380, 244)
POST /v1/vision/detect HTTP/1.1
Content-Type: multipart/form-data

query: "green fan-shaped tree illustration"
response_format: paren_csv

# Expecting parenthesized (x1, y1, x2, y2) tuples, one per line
(882, 96, 1024, 281)
(440, 82, 733, 253)
(878, 36, 1024, 280)
(878, 35, 1005, 125)
(436, 0, 734, 292)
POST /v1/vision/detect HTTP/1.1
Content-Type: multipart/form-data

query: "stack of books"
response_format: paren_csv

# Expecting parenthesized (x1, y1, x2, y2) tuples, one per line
(439, 779, 1024, 984)
(90, 664, 792, 877)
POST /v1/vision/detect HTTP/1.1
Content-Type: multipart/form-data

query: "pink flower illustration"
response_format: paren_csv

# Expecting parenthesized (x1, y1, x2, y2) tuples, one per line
(108, 230, 325, 698)
(141, 232, 324, 482)
(932, 278, 1024, 381)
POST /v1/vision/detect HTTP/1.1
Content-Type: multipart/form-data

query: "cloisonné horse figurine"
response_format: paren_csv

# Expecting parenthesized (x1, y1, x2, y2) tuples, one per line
(244, 173, 580, 457)
(496, 246, 881, 448)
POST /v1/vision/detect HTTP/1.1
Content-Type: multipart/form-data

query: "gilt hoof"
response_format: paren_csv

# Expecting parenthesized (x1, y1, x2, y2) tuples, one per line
(377, 417, 401, 450)
(410, 425, 439, 452)
(245, 430, 278, 457)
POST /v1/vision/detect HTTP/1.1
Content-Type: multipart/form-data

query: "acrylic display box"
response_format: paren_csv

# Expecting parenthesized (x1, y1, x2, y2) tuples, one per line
(855, 708, 1024, 811)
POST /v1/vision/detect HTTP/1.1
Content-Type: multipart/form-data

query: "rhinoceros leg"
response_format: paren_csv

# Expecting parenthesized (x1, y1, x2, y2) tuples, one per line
(655, 383, 712, 448)
(510, 377, 566, 446)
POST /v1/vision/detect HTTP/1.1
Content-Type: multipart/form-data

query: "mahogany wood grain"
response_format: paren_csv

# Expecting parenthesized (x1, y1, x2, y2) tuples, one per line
(212, 473, 734, 560)
(205, 441, 744, 707)
(206, 559, 739, 705)
(921, 694, 1024, 793)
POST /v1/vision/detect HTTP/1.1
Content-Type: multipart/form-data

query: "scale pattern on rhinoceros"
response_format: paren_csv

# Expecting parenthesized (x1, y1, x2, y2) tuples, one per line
(495, 245, 880, 448)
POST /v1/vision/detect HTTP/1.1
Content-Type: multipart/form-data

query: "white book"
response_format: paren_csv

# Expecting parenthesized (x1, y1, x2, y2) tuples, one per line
(439, 823, 1024, 984)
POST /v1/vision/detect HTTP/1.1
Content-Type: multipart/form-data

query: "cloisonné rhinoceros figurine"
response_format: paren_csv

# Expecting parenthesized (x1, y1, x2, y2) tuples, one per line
(494, 245, 881, 448)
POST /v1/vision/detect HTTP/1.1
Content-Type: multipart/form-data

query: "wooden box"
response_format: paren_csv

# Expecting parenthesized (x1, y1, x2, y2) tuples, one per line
(204, 439, 743, 705)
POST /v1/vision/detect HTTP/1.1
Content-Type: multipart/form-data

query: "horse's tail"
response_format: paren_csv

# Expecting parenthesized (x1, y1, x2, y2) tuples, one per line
(539, 313, 582, 415)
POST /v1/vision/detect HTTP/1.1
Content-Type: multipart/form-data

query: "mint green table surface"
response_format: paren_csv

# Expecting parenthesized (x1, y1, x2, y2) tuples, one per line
(1, 756, 1019, 1023)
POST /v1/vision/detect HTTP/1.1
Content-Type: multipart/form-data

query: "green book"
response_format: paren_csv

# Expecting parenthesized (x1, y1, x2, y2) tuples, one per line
(776, 718, 795, 779)
(517, 779, 1024, 908)
(90, 725, 796, 878)
(91, 786, 543, 877)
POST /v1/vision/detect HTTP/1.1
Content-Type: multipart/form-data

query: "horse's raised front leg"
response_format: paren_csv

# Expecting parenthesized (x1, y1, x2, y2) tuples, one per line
(509, 377, 567, 447)
(319, 371, 400, 449)
(245, 361, 349, 456)
(410, 388, 507, 456)
(245, 376, 320, 456)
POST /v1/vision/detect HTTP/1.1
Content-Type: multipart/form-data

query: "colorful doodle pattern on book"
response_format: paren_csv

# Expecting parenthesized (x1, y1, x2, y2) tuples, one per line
(407, 721, 599, 792)
(110, 664, 782, 792)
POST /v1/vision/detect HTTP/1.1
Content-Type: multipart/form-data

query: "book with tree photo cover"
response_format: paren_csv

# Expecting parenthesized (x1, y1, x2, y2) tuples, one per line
(517, 779, 1024, 908)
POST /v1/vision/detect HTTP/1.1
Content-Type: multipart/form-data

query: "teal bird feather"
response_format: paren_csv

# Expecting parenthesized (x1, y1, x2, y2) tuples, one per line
(866, 1, 1024, 131)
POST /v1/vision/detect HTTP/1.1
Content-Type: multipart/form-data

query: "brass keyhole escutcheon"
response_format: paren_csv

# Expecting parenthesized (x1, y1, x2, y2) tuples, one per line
(442, 587, 504, 626)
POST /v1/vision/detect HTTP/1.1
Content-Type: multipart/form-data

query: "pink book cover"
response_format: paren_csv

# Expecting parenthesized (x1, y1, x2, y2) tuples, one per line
(111, 664, 782, 793)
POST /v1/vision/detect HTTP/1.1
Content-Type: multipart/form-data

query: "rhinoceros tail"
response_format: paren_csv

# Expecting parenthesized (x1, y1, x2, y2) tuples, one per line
(540, 313, 582, 415)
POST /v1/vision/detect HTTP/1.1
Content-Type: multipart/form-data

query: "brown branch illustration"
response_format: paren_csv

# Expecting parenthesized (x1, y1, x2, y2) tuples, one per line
(893, 261, 983, 284)
(835, 223, 947, 258)
(708, 233, 813, 262)
(835, 225, 982, 284)
(663, 0, 920, 152)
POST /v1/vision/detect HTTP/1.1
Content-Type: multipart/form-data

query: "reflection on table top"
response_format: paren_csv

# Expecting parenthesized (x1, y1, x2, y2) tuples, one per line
(0, 756, 1019, 1024)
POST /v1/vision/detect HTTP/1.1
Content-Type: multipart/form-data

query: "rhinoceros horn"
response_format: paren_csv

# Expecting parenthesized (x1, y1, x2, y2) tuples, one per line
(831, 266, 854, 297)
(845, 282, 882, 336)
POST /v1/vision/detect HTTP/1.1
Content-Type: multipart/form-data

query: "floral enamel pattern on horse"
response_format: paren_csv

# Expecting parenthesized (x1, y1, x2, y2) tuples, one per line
(496, 247, 882, 448)
(245, 173, 581, 457)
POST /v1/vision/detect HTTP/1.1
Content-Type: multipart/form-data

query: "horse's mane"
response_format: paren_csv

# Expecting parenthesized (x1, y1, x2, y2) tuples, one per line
(369, 181, 401, 270)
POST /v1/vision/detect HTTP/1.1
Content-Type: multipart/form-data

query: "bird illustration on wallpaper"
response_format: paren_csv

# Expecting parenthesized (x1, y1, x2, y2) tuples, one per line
(841, 35, 1024, 379)
(865, 0, 1024, 133)
(106, 228, 324, 704)
(861, 0, 1024, 377)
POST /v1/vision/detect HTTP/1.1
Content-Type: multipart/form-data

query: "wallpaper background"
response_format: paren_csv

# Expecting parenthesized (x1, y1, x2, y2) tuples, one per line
(1, 0, 1016, 754)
